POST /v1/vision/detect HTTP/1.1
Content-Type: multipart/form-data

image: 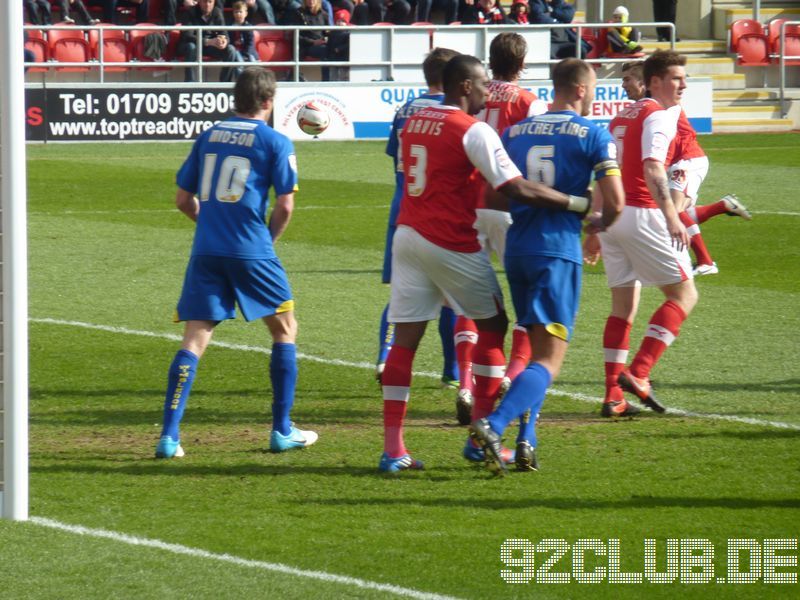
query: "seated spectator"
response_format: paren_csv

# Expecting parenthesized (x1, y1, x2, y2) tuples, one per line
(23, 0, 52, 24)
(413, 0, 458, 24)
(286, 0, 333, 78)
(328, 8, 350, 78)
(87, 0, 150, 24)
(509, 0, 528, 24)
(23, 30, 36, 71)
(607, 5, 642, 54)
(225, 0, 276, 25)
(228, 0, 258, 61)
(163, 0, 195, 26)
(58, 0, 101, 24)
(530, 0, 590, 59)
(177, 0, 242, 82)
(349, 0, 385, 24)
(383, 0, 411, 24)
(461, 0, 512, 25)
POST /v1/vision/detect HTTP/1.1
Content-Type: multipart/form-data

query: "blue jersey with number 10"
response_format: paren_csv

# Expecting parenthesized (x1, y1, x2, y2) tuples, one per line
(502, 110, 618, 264)
(176, 117, 298, 260)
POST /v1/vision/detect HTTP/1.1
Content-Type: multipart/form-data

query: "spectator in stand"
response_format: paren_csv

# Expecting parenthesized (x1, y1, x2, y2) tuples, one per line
(228, 1, 258, 61)
(177, 0, 242, 82)
(58, 0, 101, 24)
(461, 0, 512, 25)
(327, 8, 350, 79)
(87, 0, 150, 24)
(23, 0, 52, 24)
(384, 0, 411, 24)
(225, 0, 276, 24)
(163, 0, 193, 26)
(652, 0, 678, 42)
(608, 5, 642, 54)
(509, 0, 529, 24)
(530, 0, 590, 59)
(24, 30, 36, 70)
(412, 0, 458, 24)
(286, 0, 335, 79)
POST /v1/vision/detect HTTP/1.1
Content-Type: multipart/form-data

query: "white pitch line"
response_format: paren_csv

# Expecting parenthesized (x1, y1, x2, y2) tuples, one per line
(30, 317, 800, 431)
(29, 204, 390, 216)
(30, 517, 460, 600)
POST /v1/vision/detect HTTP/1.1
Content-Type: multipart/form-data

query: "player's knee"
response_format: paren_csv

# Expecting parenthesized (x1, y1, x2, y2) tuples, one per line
(266, 311, 297, 343)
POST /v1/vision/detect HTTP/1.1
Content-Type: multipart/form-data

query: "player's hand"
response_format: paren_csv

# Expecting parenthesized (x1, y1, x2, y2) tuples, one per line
(584, 211, 604, 233)
(583, 232, 601, 266)
(667, 217, 690, 251)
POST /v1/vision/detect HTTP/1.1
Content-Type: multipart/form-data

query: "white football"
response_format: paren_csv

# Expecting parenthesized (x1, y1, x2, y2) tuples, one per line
(296, 102, 330, 136)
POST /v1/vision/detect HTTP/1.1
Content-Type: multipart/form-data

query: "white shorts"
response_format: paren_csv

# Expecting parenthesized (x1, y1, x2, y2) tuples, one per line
(389, 225, 504, 322)
(668, 156, 709, 206)
(600, 206, 693, 288)
(474, 208, 512, 264)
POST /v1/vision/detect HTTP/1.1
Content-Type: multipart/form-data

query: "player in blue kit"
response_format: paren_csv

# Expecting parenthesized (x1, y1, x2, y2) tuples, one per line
(470, 58, 625, 474)
(376, 47, 462, 387)
(155, 67, 317, 459)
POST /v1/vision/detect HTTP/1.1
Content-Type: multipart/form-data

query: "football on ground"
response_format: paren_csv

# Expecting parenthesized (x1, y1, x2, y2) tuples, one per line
(296, 102, 330, 136)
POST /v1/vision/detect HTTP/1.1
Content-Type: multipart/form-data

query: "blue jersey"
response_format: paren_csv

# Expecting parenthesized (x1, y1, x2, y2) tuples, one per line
(176, 117, 298, 260)
(502, 111, 618, 264)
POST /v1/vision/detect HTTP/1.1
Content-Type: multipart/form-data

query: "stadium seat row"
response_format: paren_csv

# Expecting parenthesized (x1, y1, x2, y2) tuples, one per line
(24, 24, 293, 73)
(729, 18, 800, 67)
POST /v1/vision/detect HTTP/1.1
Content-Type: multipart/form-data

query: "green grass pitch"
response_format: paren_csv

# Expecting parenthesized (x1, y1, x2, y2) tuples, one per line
(2, 133, 799, 599)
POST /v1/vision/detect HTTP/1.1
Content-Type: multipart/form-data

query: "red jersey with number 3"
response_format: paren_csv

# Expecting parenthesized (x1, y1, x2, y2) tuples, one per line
(609, 98, 680, 209)
(666, 109, 705, 165)
(397, 105, 522, 252)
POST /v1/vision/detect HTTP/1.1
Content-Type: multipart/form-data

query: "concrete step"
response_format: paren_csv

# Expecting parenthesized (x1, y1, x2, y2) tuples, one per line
(712, 117, 795, 133)
(714, 89, 779, 102)
(713, 104, 782, 119)
(685, 56, 737, 76)
(646, 39, 728, 54)
(696, 72, 747, 90)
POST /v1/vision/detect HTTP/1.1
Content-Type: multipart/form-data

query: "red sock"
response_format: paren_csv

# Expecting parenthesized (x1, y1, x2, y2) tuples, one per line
(454, 316, 478, 394)
(382, 345, 415, 457)
(693, 200, 728, 223)
(603, 316, 631, 402)
(471, 329, 506, 419)
(680, 212, 713, 265)
(630, 301, 687, 379)
(505, 324, 531, 382)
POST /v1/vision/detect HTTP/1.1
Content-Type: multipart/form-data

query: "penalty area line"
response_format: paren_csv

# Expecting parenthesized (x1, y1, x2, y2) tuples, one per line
(29, 517, 460, 600)
(30, 317, 800, 432)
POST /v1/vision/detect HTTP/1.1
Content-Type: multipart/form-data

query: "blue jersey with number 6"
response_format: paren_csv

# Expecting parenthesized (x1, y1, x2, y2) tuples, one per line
(176, 117, 298, 260)
(501, 110, 618, 264)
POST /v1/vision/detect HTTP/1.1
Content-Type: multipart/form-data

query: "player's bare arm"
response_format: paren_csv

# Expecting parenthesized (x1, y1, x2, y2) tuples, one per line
(500, 177, 589, 214)
(175, 187, 199, 222)
(595, 175, 625, 228)
(269, 193, 294, 242)
(643, 159, 689, 249)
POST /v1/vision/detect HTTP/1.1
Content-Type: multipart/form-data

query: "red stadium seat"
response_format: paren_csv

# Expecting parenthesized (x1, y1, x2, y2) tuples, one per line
(729, 19, 770, 66)
(768, 18, 800, 65)
(129, 24, 179, 72)
(47, 26, 92, 71)
(88, 24, 129, 71)
(581, 27, 601, 59)
(25, 28, 49, 72)
(256, 31, 292, 74)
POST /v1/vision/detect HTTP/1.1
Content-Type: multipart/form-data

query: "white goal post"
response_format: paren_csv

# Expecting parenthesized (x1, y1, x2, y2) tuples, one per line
(1, 0, 30, 520)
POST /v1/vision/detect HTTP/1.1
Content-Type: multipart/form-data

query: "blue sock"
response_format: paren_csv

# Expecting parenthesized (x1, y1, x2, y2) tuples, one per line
(160, 349, 199, 441)
(438, 306, 458, 381)
(377, 303, 394, 365)
(488, 362, 551, 448)
(271, 342, 297, 436)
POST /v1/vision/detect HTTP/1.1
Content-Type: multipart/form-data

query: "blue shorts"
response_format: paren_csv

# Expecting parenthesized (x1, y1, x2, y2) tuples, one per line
(381, 187, 403, 284)
(176, 255, 294, 323)
(505, 255, 581, 341)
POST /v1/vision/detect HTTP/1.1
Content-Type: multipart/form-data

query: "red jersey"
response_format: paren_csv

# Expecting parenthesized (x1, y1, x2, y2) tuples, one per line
(609, 98, 680, 208)
(666, 109, 705, 164)
(478, 80, 548, 136)
(397, 105, 522, 252)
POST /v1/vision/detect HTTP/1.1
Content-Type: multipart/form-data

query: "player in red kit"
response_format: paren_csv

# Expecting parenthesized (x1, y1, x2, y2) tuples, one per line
(453, 33, 548, 430)
(598, 49, 696, 417)
(379, 54, 591, 472)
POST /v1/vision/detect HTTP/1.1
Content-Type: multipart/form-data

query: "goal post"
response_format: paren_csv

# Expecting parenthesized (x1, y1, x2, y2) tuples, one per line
(1, 0, 30, 520)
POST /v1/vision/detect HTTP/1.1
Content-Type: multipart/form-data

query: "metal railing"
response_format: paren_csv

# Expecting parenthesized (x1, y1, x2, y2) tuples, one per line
(24, 21, 679, 83)
(777, 20, 800, 118)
